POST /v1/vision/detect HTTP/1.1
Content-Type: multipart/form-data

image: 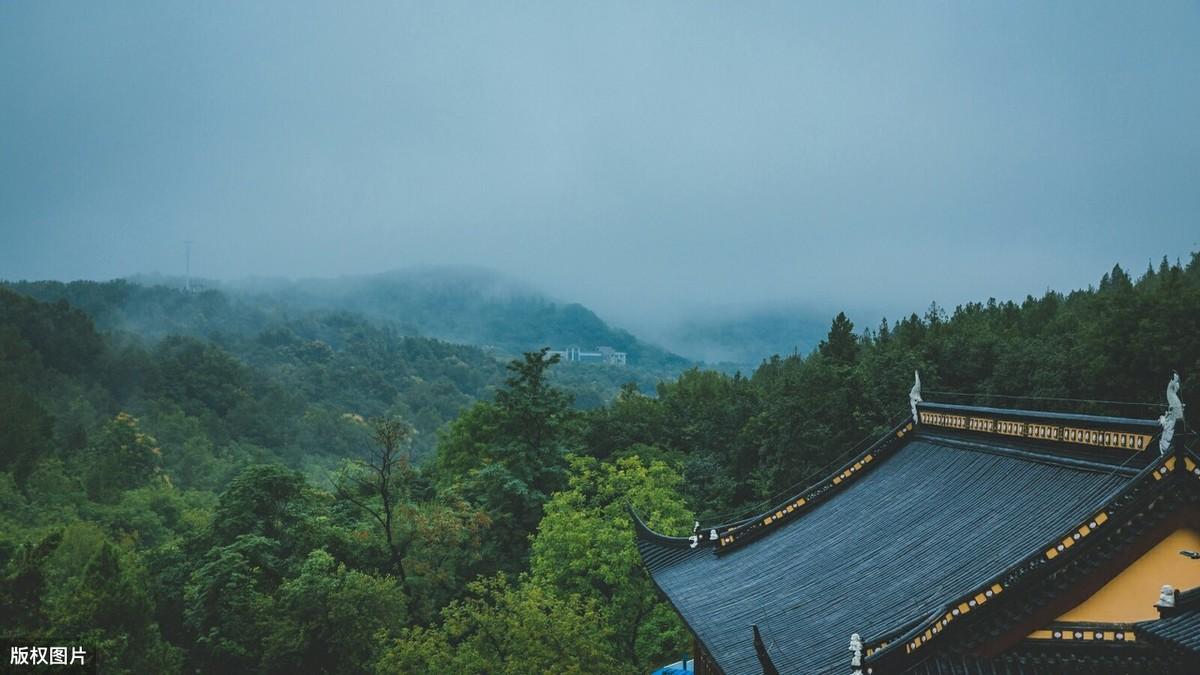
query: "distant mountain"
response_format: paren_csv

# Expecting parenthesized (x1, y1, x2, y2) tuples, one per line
(216, 266, 693, 376)
(0, 274, 684, 428)
(656, 306, 830, 371)
(8, 266, 693, 381)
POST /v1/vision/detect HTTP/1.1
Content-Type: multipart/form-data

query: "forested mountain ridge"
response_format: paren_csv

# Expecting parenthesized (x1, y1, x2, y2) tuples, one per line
(3, 276, 677, 409)
(140, 265, 692, 375)
(1, 254, 1198, 674)
(0, 279, 505, 461)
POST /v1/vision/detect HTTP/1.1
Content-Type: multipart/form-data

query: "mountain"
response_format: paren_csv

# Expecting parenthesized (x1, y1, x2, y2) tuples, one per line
(654, 306, 830, 372)
(0, 279, 508, 457)
(9, 266, 837, 375)
(3, 269, 694, 410)
(219, 266, 692, 376)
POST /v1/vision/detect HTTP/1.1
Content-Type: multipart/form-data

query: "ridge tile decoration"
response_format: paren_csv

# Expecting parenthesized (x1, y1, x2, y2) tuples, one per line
(1045, 511, 1108, 559)
(918, 411, 1152, 452)
(714, 422, 912, 550)
(882, 583, 1007, 656)
(886, 501, 1123, 657)
(1027, 622, 1136, 643)
(1152, 456, 1179, 481)
(1149, 454, 1200, 481)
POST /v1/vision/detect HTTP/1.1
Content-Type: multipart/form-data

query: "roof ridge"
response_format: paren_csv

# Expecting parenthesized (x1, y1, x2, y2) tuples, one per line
(632, 399, 1167, 554)
(917, 432, 1145, 476)
(627, 502, 693, 548)
(865, 445, 1200, 667)
(921, 401, 1160, 429)
(630, 417, 918, 551)
(709, 416, 916, 553)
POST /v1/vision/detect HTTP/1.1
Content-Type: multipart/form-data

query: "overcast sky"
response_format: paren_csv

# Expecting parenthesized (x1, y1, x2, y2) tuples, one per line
(2, 2, 1198, 330)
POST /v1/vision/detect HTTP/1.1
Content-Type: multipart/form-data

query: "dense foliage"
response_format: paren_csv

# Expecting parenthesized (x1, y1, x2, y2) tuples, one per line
(8, 276, 681, 411)
(2, 254, 1198, 672)
(213, 266, 693, 376)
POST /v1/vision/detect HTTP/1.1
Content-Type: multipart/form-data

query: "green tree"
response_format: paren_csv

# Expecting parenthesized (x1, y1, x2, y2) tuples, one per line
(654, 368, 759, 513)
(430, 402, 502, 483)
(262, 550, 407, 674)
(402, 495, 490, 625)
(493, 348, 575, 462)
(0, 384, 55, 482)
(334, 418, 418, 584)
(48, 541, 182, 673)
(183, 535, 279, 672)
(376, 575, 625, 675)
(25, 458, 88, 522)
(818, 311, 858, 364)
(582, 382, 666, 460)
(0, 287, 104, 376)
(204, 464, 322, 565)
(433, 349, 577, 572)
(0, 531, 62, 645)
(529, 455, 693, 670)
(82, 413, 163, 502)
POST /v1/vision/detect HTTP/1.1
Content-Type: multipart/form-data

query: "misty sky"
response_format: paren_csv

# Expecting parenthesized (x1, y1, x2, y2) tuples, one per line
(2, 2, 1198, 331)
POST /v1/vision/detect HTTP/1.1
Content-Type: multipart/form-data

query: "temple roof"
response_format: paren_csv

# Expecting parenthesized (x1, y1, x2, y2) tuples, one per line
(1138, 587, 1200, 655)
(634, 402, 1173, 675)
(1140, 608, 1200, 654)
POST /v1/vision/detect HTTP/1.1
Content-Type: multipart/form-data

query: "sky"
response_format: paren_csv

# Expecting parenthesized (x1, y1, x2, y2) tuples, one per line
(2, 2, 1198, 331)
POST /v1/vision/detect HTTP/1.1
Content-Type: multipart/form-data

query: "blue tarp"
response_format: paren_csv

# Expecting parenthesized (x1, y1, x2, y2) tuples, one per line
(650, 658, 693, 674)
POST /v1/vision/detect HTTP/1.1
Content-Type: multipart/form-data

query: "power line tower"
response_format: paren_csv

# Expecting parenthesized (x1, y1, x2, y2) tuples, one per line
(185, 240, 194, 292)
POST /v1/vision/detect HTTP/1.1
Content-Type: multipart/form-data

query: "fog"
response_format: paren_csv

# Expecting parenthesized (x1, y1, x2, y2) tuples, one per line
(2, 2, 1198, 335)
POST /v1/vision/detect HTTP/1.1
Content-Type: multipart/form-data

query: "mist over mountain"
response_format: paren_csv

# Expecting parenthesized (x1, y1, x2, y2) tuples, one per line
(4, 267, 714, 409)
(648, 306, 831, 371)
(210, 266, 837, 372)
(133, 265, 838, 372)
(0, 271, 689, 439)
(9, 264, 901, 377)
(4, 3, 1200, 673)
(216, 266, 693, 374)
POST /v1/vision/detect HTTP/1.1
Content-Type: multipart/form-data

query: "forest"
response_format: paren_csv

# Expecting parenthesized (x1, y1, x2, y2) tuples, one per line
(2, 254, 1199, 673)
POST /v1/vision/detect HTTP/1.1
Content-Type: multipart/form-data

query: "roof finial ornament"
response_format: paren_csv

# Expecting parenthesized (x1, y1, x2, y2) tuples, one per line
(910, 371, 923, 423)
(689, 521, 702, 549)
(849, 633, 863, 673)
(1159, 372, 1184, 454)
(1159, 584, 1176, 608)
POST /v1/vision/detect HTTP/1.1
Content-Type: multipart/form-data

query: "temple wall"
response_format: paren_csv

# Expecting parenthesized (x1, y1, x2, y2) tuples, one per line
(1055, 527, 1200, 622)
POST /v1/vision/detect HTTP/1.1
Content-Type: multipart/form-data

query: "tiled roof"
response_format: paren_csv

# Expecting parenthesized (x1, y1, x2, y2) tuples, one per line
(1138, 588, 1200, 654)
(634, 403, 1158, 674)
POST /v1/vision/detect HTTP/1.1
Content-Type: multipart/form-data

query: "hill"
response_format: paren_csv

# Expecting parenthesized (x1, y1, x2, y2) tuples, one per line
(221, 266, 690, 371)
(4, 254, 1198, 674)
(1, 275, 682, 417)
(653, 306, 830, 372)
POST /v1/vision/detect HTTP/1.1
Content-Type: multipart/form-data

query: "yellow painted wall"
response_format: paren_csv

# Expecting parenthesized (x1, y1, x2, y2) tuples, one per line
(1056, 527, 1200, 623)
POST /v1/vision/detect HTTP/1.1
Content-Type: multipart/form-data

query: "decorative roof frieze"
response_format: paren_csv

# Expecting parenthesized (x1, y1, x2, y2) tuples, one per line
(919, 409, 1154, 452)
(866, 447, 1200, 671)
